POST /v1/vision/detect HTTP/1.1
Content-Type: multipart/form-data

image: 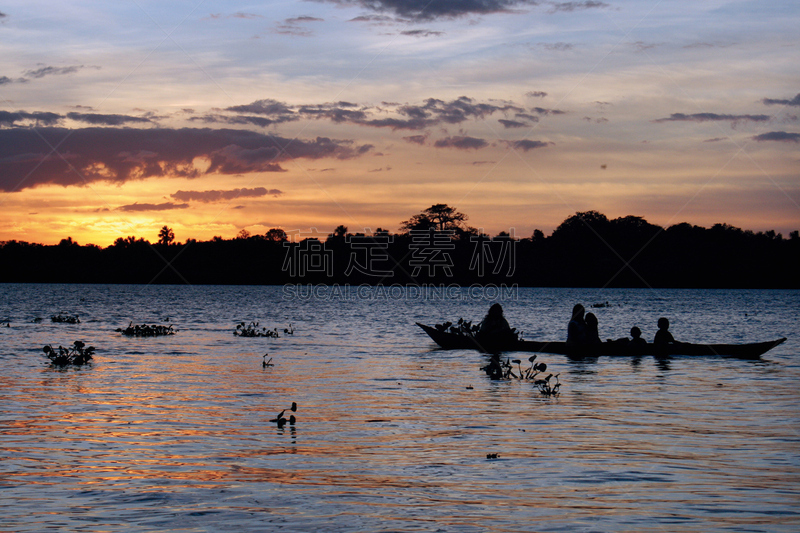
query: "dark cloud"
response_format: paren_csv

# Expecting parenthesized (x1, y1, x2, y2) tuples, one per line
(286, 16, 324, 23)
(23, 65, 96, 78)
(703, 137, 726, 143)
(360, 117, 431, 130)
(225, 99, 295, 117)
(189, 114, 295, 128)
(298, 104, 369, 123)
(275, 15, 324, 36)
(403, 134, 428, 145)
(348, 14, 397, 23)
(0, 110, 62, 126)
(402, 96, 524, 126)
(434, 136, 489, 150)
(117, 202, 189, 212)
(505, 139, 552, 151)
(547, 1, 608, 13)
(752, 131, 800, 143)
(66, 112, 152, 126)
(762, 93, 800, 107)
(515, 113, 539, 122)
(499, 119, 528, 128)
(218, 96, 526, 131)
(171, 187, 282, 203)
(531, 106, 566, 115)
(582, 116, 608, 123)
(526, 91, 547, 98)
(316, 0, 541, 21)
(401, 29, 445, 37)
(0, 76, 14, 85)
(274, 25, 314, 36)
(0, 127, 372, 192)
(653, 113, 770, 125)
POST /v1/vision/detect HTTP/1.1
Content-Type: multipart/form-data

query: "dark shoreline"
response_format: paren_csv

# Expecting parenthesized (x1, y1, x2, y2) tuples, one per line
(3, 213, 798, 288)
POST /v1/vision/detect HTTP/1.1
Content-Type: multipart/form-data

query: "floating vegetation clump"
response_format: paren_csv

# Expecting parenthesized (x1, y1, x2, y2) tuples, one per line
(434, 317, 480, 335)
(116, 322, 175, 337)
(435, 317, 521, 340)
(51, 313, 80, 324)
(481, 354, 561, 396)
(234, 321, 288, 338)
(43, 341, 94, 367)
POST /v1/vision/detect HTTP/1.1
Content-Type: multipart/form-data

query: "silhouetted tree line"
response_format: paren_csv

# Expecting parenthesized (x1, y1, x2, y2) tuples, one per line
(1, 209, 797, 288)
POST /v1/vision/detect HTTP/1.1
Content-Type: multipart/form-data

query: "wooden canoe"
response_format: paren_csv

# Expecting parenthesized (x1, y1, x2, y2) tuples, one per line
(416, 323, 786, 359)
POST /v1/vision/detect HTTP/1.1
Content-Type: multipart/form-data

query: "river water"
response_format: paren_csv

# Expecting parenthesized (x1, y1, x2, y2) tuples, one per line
(1, 284, 798, 532)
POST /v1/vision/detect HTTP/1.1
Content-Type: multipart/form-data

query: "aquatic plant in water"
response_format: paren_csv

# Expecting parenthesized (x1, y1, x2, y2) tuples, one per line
(480, 354, 561, 396)
(435, 317, 480, 335)
(234, 321, 285, 338)
(436, 317, 521, 340)
(116, 322, 175, 337)
(269, 402, 297, 428)
(51, 313, 80, 324)
(43, 341, 94, 366)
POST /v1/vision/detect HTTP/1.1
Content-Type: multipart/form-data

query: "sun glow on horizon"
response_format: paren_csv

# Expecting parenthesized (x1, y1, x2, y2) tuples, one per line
(0, 1, 797, 247)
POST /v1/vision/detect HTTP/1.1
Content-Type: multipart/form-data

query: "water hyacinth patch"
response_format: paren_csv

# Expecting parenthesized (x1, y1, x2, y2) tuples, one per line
(51, 313, 80, 324)
(234, 321, 293, 338)
(43, 341, 95, 366)
(116, 322, 175, 337)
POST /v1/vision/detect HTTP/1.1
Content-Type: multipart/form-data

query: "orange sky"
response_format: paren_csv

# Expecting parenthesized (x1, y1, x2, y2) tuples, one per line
(1, 1, 798, 246)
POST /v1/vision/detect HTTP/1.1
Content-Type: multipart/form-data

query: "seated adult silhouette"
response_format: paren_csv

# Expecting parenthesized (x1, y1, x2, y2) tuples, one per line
(566, 304, 587, 347)
(476, 303, 515, 345)
(584, 312, 602, 345)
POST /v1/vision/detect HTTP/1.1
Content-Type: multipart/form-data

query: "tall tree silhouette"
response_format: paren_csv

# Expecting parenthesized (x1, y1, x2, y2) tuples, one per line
(158, 226, 175, 246)
(400, 204, 468, 232)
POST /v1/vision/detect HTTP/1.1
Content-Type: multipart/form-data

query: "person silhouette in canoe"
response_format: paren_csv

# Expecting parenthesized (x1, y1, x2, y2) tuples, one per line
(476, 303, 516, 344)
(654, 317, 680, 345)
(629, 326, 647, 353)
(566, 304, 588, 346)
(584, 312, 602, 345)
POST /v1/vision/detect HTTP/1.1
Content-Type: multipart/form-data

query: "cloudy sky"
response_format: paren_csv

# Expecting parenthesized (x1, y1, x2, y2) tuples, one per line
(0, 0, 798, 245)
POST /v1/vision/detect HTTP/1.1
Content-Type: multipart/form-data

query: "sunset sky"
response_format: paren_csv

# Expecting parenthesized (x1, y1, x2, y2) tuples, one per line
(1, 0, 798, 246)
